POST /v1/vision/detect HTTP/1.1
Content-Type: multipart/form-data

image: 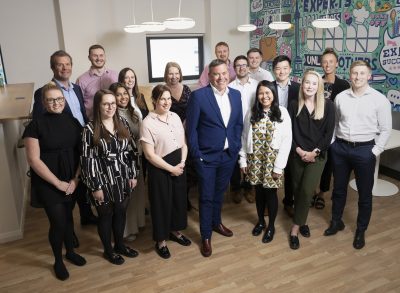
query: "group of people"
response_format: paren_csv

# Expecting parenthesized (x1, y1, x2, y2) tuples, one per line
(24, 42, 392, 281)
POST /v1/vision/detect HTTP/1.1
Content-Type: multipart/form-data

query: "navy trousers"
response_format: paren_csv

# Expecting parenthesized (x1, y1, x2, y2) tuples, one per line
(331, 140, 376, 232)
(195, 151, 237, 240)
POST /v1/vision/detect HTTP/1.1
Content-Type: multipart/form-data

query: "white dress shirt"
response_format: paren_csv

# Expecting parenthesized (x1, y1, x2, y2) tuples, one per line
(277, 80, 292, 109)
(249, 67, 274, 82)
(211, 84, 231, 149)
(229, 77, 257, 121)
(334, 86, 392, 156)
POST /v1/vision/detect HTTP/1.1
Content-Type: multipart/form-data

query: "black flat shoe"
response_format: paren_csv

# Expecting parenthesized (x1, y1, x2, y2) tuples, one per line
(155, 243, 171, 259)
(54, 262, 69, 281)
(353, 230, 365, 249)
(169, 233, 191, 246)
(299, 225, 311, 238)
(103, 252, 125, 265)
(114, 246, 139, 258)
(262, 227, 275, 243)
(65, 252, 87, 266)
(289, 235, 300, 250)
(252, 222, 265, 236)
(324, 220, 345, 236)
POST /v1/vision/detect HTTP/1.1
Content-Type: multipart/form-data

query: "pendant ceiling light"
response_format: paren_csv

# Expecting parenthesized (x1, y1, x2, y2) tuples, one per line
(164, 0, 195, 29)
(142, 0, 166, 32)
(268, 0, 291, 31)
(124, 0, 144, 33)
(237, 24, 257, 32)
(312, 0, 340, 29)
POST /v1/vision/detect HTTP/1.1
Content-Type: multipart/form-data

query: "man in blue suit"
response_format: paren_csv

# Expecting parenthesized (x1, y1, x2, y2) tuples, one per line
(186, 59, 243, 257)
(32, 50, 97, 241)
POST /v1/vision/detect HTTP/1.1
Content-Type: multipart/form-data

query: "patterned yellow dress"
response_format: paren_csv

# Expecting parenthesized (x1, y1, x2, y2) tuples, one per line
(246, 113, 283, 188)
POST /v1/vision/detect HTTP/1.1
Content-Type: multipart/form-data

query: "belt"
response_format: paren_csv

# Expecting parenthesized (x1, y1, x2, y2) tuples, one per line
(336, 137, 374, 147)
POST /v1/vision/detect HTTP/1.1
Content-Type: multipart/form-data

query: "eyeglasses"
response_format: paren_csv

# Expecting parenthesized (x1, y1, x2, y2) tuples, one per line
(234, 64, 248, 69)
(46, 97, 65, 104)
(101, 102, 117, 108)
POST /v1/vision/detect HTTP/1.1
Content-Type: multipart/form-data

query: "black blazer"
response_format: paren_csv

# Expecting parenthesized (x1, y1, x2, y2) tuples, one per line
(273, 80, 300, 107)
(323, 75, 350, 101)
(32, 79, 89, 124)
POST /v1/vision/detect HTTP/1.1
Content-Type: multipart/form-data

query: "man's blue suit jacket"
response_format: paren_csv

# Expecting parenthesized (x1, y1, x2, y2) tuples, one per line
(32, 79, 89, 124)
(186, 85, 243, 162)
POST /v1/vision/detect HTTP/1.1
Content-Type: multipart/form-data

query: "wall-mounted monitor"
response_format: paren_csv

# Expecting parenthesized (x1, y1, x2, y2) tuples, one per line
(146, 35, 204, 83)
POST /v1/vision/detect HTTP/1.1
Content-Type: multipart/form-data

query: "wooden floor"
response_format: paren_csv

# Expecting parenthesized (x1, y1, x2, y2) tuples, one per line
(1, 175, 400, 293)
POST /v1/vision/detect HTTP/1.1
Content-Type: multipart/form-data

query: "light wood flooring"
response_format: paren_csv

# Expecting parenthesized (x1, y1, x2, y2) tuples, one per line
(1, 175, 400, 292)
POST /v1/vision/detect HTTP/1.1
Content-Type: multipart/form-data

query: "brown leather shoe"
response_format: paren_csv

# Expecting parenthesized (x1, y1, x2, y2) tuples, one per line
(201, 239, 212, 257)
(213, 223, 233, 237)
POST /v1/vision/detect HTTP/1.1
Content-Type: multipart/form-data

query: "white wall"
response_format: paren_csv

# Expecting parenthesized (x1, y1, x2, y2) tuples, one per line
(1, 0, 251, 90)
(0, 0, 61, 87)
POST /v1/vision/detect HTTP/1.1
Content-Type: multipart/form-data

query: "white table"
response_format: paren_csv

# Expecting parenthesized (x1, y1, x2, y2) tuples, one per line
(349, 129, 400, 196)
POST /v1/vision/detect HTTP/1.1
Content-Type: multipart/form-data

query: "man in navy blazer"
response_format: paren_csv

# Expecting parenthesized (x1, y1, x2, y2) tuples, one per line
(272, 55, 300, 218)
(32, 50, 88, 124)
(31, 50, 96, 235)
(186, 59, 243, 257)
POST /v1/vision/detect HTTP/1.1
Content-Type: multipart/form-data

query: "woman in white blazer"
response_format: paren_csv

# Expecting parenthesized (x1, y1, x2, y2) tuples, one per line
(239, 80, 292, 243)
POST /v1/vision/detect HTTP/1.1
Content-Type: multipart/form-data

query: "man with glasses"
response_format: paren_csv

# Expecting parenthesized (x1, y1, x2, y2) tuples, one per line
(228, 55, 257, 204)
(32, 50, 98, 240)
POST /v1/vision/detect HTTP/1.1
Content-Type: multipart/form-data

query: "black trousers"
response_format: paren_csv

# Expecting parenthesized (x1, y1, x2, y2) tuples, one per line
(319, 147, 333, 192)
(331, 140, 375, 231)
(282, 163, 294, 206)
(230, 159, 252, 191)
(148, 149, 187, 242)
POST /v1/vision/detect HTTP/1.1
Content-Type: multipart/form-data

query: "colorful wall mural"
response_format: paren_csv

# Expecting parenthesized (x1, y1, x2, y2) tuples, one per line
(249, 0, 400, 112)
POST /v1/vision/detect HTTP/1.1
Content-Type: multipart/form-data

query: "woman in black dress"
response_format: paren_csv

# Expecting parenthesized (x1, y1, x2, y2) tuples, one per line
(23, 82, 86, 281)
(80, 89, 139, 265)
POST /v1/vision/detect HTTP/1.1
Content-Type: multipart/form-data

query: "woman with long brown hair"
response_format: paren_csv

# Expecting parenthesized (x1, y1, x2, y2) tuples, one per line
(81, 89, 139, 265)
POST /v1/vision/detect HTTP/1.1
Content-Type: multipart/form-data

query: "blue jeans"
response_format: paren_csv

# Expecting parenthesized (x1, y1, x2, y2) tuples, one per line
(331, 140, 376, 231)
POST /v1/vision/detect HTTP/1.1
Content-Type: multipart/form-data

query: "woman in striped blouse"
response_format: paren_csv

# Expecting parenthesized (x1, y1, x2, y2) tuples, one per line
(81, 89, 139, 265)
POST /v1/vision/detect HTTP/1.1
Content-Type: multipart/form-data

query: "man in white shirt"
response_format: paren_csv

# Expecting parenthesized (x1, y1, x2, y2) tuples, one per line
(187, 59, 243, 257)
(324, 61, 392, 250)
(228, 55, 258, 204)
(247, 48, 274, 82)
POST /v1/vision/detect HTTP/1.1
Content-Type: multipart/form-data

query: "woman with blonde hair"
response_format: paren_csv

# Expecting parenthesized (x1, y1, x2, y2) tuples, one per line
(287, 70, 335, 250)
(23, 82, 86, 280)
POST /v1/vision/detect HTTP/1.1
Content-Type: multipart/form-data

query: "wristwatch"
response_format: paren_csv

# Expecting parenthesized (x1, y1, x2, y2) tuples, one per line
(315, 149, 321, 156)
